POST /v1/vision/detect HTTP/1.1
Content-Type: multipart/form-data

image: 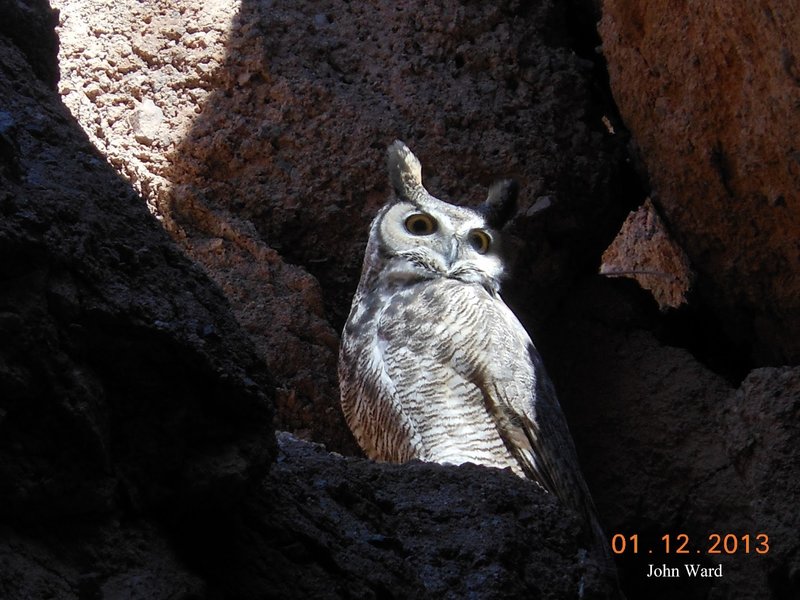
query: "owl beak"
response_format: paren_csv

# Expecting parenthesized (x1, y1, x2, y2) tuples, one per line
(446, 237, 459, 267)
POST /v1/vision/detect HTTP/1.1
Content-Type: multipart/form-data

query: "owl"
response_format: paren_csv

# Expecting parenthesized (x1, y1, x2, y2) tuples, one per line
(339, 141, 609, 564)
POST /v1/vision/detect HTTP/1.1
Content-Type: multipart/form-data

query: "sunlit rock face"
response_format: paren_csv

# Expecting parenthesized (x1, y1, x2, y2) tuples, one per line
(600, 0, 800, 365)
(2, 1, 798, 598)
(52, 0, 628, 453)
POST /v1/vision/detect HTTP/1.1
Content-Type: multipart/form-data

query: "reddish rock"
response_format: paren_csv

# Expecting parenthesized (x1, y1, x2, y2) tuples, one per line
(0, 3, 622, 598)
(54, 0, 628, 452)
(600, 198, 694, 310)
(6, 1, 795, 598)
(541, 279, 795, 599)
(0, 21, 273, 526)
(599, 1, 800, 363)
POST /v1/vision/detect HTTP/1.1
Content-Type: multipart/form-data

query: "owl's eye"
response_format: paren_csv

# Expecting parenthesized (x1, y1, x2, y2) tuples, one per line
(404, 213, 438, 236)
(468, 229, 492, 254)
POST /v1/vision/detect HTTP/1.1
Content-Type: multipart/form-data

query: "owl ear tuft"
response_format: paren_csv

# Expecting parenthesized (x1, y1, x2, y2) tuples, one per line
(387, 140, 424, 201)
(481, 179, 518, 228)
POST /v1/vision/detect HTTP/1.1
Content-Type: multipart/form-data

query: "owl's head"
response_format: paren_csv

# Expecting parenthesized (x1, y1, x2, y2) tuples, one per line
(367, 140, 518, 293)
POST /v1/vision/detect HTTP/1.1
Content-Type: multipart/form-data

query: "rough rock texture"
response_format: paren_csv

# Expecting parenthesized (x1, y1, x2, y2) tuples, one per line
(600, 198, 694, 310)
(599, 1, 800, 364)
(0, 0, 59, 87)
(2, 433, 613, 600)
(53, 0, 358, 453)
(1, 2, 618, 598)
(54, 0, 630, 453)
(1, 521, 208, 599)
(178, 433, 612, 600)
(0, 11, 273, 526)
(723, 368, 800, 598)
(539, 279, 797, 599)
(0, 3, 271, 595)
(53, 0, 235, 206)
(3, 0, 798, 599)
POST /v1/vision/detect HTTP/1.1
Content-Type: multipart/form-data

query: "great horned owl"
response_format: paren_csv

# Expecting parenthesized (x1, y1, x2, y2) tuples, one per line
(339, 140, 609, 563)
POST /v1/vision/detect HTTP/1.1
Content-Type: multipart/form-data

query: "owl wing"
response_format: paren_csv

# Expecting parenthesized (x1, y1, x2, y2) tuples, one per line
(362, 281, 593, 507)
(374, 282, 531, 470)
(393, 281, 595, 516)
(363, 280, 608, 561)
(475, 292, 586, 500)
(460, 286, 608, 559)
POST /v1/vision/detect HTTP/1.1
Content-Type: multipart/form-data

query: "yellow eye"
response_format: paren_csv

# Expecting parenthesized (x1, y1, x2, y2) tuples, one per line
(404, 213, 438, 235)
(468, 229, 491, 254)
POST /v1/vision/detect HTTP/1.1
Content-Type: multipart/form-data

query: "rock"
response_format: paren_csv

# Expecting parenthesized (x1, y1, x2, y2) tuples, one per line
(54, 0, 630, 451)
(0, 109, 22, 180)
(0, 16, 274, 524)
(5, 1, 798, 599)
(0, 3, 621, 599)
(130, 98, 165, 145)
(599, 1, 800, 364)
(541, 278, 798, 599)
(0, 521, 207, 600)
(176, 432, 616, 600)
(723, 367, 800, 598)
(600, 198, 694, 310)
(0, 0, 59, 87)
(55, 0, 360, 454)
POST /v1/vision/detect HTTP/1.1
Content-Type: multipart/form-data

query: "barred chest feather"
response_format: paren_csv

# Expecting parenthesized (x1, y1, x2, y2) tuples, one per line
(341, 276, 527, 476)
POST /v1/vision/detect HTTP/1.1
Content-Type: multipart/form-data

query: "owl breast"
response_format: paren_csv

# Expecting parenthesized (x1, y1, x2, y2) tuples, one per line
(340, 276, 532, 476)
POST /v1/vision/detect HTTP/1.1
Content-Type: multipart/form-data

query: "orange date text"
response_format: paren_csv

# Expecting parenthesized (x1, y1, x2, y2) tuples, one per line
(610, 533, 769, 555)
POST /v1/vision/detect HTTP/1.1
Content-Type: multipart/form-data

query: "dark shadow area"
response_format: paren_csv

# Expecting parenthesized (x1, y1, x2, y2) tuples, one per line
(657, 302, 754, 385)
(1, 5, 275, 596)
(0, 1, 620, 596)
(165, 433, 611, 600)
(4, 1, 797, 599)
